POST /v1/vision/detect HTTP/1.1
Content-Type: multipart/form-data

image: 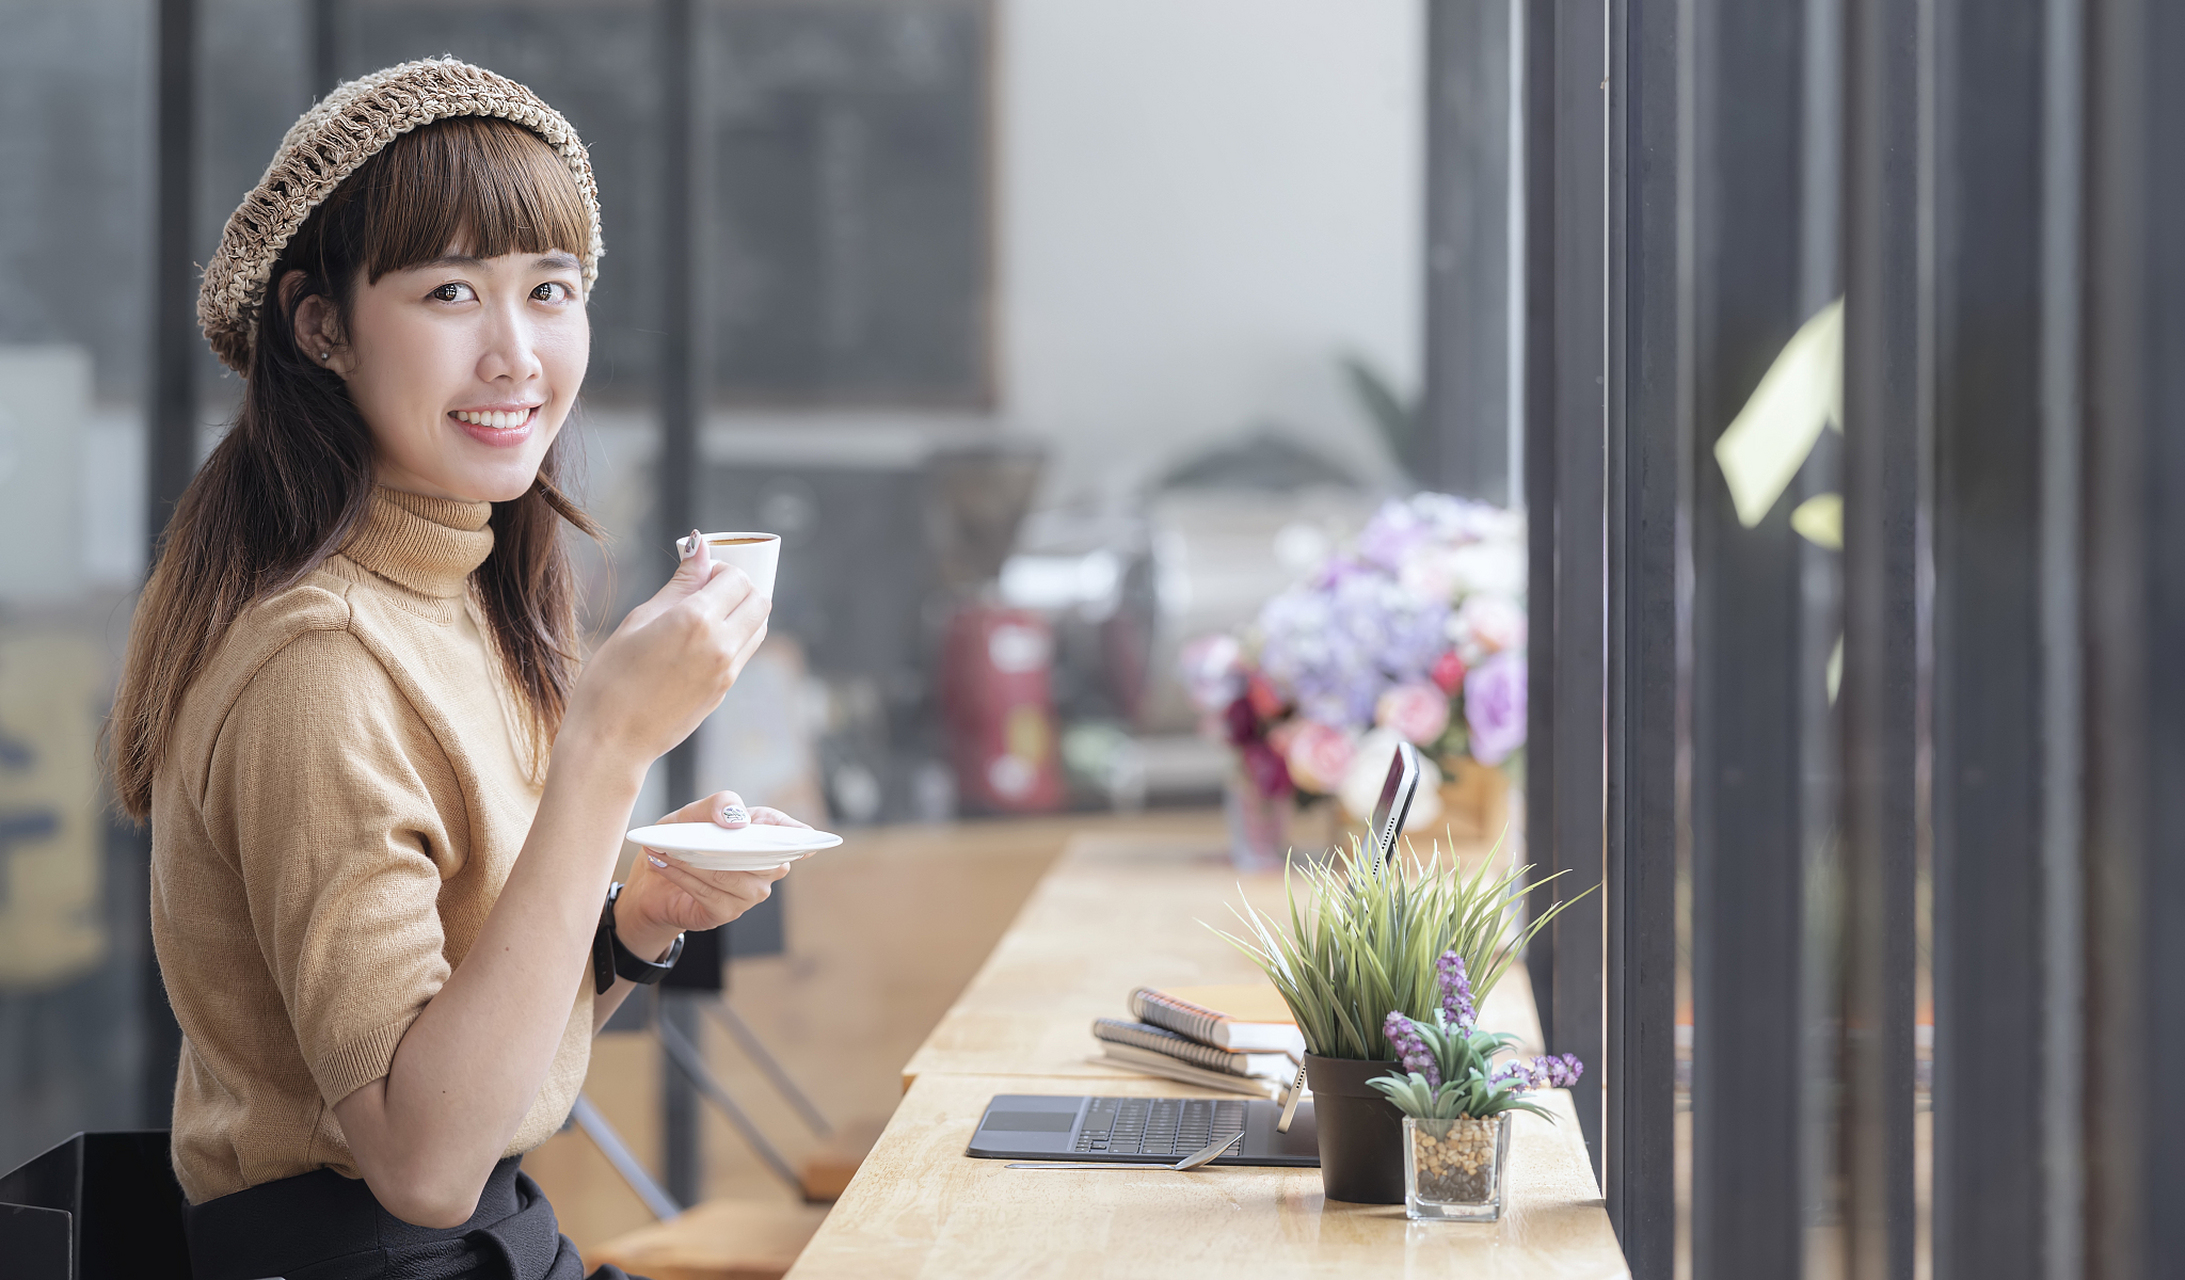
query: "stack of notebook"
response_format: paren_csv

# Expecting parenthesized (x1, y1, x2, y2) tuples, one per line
(1089, 984, 1308, 1098)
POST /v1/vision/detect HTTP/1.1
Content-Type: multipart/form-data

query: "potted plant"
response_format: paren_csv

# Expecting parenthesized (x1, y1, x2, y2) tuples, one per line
(1180, 492, 1529, 871)
(1214, 841, 1584, 1204)
(1373, 951, 1583, 1221)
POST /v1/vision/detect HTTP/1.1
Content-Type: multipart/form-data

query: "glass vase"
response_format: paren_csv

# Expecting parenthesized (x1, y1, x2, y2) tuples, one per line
(1223, 777, 1342, 872)
(1403, 1114, 1512, 1222)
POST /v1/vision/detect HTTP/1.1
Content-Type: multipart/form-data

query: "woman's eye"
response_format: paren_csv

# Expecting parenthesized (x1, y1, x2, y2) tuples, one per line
(429, 282, 475, 303)
(533, 281, 573, 303)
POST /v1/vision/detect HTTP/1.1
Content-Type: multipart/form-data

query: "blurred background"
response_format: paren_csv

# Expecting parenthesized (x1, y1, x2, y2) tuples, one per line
(10, 1, 2178, 1276)
(2, 0, 1529, 1257)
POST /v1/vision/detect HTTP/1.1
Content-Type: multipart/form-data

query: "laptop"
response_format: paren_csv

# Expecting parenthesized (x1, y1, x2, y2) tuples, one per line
(964, 745, 1424, 1166)
(965, 1093, 1320, 1166)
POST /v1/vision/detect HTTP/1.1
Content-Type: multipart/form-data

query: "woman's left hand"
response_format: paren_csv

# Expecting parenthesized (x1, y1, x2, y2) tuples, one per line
(613, 790, 810, 950)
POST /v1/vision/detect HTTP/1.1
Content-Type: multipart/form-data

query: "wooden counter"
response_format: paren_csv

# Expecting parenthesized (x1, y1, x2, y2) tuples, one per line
(900, 824, 1543, 1087)
(785, 824, 1628, 1279)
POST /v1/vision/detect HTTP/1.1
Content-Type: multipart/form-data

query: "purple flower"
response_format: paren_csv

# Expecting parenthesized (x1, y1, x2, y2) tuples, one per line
(1257, 567, 1452, 732)
(1435, 951, 1477, 1031)
(1493, 1053, 1585, 1091)
(1356, 494, 1514, 569)
(1356, 499, 1435, 572)
(1384, 1010, 1440, 1087)
(1462, 651, 1528, 766)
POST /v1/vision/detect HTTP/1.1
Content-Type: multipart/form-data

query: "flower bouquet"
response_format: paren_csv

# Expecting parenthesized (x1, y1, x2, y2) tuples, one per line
(1372, 951, 1583, 1220)
(1182, 493, 1527, 869)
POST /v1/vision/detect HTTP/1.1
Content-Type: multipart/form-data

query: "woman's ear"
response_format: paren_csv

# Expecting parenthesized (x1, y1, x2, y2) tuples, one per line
(281, 270, 355, 375)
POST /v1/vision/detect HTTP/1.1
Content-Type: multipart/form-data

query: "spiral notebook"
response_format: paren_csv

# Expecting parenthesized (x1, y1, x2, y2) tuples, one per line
(1126, 984, 1307, 1057)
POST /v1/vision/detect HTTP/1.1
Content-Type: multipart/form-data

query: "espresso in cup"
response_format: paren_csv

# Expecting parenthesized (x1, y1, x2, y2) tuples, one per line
(678, 531, 780, 599)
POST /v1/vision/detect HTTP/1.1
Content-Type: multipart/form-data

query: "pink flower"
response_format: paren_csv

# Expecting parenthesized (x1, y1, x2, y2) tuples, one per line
(1430, 650, 1467, 694)
(1462, 651, 1528, 766)
(1375, 682, 1451, 746)
(1246, 672, 1287, 721)
(1285, 721, 1357, 795)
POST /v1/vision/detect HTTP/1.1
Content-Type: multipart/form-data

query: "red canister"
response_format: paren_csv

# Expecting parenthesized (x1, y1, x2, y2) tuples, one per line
(938, 606, 1066, 813)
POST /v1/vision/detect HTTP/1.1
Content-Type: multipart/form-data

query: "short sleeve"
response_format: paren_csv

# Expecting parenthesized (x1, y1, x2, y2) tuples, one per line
(200, 627, 460, 1108)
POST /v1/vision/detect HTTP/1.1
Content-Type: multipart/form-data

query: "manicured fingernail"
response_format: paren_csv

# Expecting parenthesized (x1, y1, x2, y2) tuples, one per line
(677, 532, 697, 558)
(646, 854, 668, 868)
(720, 804, 749, 825)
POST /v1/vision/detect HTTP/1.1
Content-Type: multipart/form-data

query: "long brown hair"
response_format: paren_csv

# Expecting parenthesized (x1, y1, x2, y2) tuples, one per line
(111, 116, 602, 820)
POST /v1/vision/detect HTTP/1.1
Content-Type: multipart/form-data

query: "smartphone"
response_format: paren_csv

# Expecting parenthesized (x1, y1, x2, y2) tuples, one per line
(1368, 741, 1423, 872)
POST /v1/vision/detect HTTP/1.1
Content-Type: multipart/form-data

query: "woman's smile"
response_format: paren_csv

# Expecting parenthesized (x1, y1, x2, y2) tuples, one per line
(450, 403, 542, 446)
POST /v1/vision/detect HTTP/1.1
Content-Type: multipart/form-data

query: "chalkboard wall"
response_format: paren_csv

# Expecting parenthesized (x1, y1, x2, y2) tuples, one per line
(348, 0, 995, 407)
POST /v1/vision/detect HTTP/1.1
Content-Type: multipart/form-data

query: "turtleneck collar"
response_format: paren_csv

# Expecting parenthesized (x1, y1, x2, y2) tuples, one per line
(340, 487, 496, 600)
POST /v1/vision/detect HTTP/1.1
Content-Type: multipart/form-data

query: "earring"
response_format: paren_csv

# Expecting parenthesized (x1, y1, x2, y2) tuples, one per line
(318, 351, 330, 361)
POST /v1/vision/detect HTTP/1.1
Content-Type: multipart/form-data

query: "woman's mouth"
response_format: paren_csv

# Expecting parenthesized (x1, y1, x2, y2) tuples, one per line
(450, 405, 540, 446)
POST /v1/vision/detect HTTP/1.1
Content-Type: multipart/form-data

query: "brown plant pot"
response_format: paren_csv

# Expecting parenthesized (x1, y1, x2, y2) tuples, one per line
(1303, 1053, 1407, 1204)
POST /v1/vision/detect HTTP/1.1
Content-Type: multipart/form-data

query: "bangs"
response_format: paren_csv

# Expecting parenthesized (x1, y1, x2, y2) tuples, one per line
(351, 116, 591, 281)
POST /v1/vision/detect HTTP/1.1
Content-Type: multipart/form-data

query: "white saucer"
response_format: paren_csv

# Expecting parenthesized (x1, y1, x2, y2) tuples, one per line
(625, 822, 843, 871)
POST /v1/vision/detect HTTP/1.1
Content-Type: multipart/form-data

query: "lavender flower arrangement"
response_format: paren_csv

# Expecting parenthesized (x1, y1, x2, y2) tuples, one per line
(1182, 492, 1528, 826)
(1368, 951, 1585, 1123)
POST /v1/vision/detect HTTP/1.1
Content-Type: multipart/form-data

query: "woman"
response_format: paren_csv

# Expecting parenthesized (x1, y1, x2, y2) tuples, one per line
(111, 59, 785, 1278)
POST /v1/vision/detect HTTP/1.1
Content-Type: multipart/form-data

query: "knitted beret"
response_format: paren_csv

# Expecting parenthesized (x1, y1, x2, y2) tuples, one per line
(198, 57, 604, 374)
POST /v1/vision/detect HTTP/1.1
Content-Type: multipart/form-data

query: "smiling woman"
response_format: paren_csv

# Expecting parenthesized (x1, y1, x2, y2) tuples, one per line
(106, 60, 795, 1280)
(114, 111, 604, 815)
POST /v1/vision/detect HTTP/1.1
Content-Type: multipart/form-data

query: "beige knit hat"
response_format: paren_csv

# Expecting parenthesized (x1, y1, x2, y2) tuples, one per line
(198, 57, 605, 374)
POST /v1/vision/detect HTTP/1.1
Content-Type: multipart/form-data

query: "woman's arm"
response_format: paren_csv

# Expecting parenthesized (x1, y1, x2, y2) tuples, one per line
(589, 790, 807, 1032)
(333, 543, 772, 1228)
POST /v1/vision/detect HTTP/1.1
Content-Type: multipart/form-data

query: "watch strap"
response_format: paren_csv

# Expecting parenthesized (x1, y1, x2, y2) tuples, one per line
(593, 882, 686, 995)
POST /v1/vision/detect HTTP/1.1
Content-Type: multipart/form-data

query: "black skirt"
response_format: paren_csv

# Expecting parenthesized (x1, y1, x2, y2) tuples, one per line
(184, 1156, 646, 1280)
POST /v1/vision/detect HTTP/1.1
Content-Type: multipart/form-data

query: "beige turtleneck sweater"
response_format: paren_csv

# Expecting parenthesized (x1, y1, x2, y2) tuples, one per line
(149, 488, 593, 1204)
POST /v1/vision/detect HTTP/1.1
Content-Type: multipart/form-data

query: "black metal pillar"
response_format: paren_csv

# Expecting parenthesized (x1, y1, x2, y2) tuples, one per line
(1546, 0, 1609, 1173)
(657, 0, 706, 1210)
(1603, 0, 1681, 1271)
(150, 0, 199, 550)
(1839, 0, 1920, 1272)
(2079, 0, 2185, 1273)
(1686, 0, 1810, 1275)
(1921, 0, 2057, 1274)
(309, 0, 341, 96)
(1521, 0, 1608, 1173)
(1522, 0, 1562, 1056)
(143, 0, 199, 1131)
(1421, 0, 1515, 500)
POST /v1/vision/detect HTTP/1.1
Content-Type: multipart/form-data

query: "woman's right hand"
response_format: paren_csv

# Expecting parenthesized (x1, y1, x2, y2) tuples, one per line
(564, 533, 772, 764)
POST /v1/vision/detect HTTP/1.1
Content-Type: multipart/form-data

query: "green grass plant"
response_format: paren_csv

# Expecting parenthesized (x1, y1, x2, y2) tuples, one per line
(1211, 833, 1591, 1061)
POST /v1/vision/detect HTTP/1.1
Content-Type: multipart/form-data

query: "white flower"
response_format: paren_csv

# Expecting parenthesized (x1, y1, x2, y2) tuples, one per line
(1442, 542, 1527, 598)
(1449, 594, 1529, 663)
(1338, 728, 1445, 829)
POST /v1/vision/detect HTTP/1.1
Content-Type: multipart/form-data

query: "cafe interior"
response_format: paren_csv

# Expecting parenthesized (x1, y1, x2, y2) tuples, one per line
(2, 0, 2180, 1277)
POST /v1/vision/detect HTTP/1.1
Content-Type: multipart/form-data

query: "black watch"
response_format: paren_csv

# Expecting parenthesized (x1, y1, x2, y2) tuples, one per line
(593, 881, 686, 995)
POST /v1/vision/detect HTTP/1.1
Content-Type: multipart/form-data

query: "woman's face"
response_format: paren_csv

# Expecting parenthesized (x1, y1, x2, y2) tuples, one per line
(300, 247, 590, 503)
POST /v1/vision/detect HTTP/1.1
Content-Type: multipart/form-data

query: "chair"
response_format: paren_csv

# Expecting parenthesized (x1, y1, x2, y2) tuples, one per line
(0, 1131, 193, 1279)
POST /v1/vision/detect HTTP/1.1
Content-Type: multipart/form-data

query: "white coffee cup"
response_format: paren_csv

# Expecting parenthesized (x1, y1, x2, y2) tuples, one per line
(679, 531, 780, 600)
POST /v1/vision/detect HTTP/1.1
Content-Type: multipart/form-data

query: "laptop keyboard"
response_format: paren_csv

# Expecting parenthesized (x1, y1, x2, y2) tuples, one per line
(1071, 1097, 1249, 1156)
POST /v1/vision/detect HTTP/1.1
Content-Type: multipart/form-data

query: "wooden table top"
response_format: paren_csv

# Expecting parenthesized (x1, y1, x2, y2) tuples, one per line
(784, 1073, 1629, 1280)
(786, 824, 1625, 1279)
(900, 825, 1544, 1088)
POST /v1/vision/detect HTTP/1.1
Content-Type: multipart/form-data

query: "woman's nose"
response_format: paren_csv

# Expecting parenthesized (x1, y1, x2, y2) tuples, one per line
(477, 310, 544, 384)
